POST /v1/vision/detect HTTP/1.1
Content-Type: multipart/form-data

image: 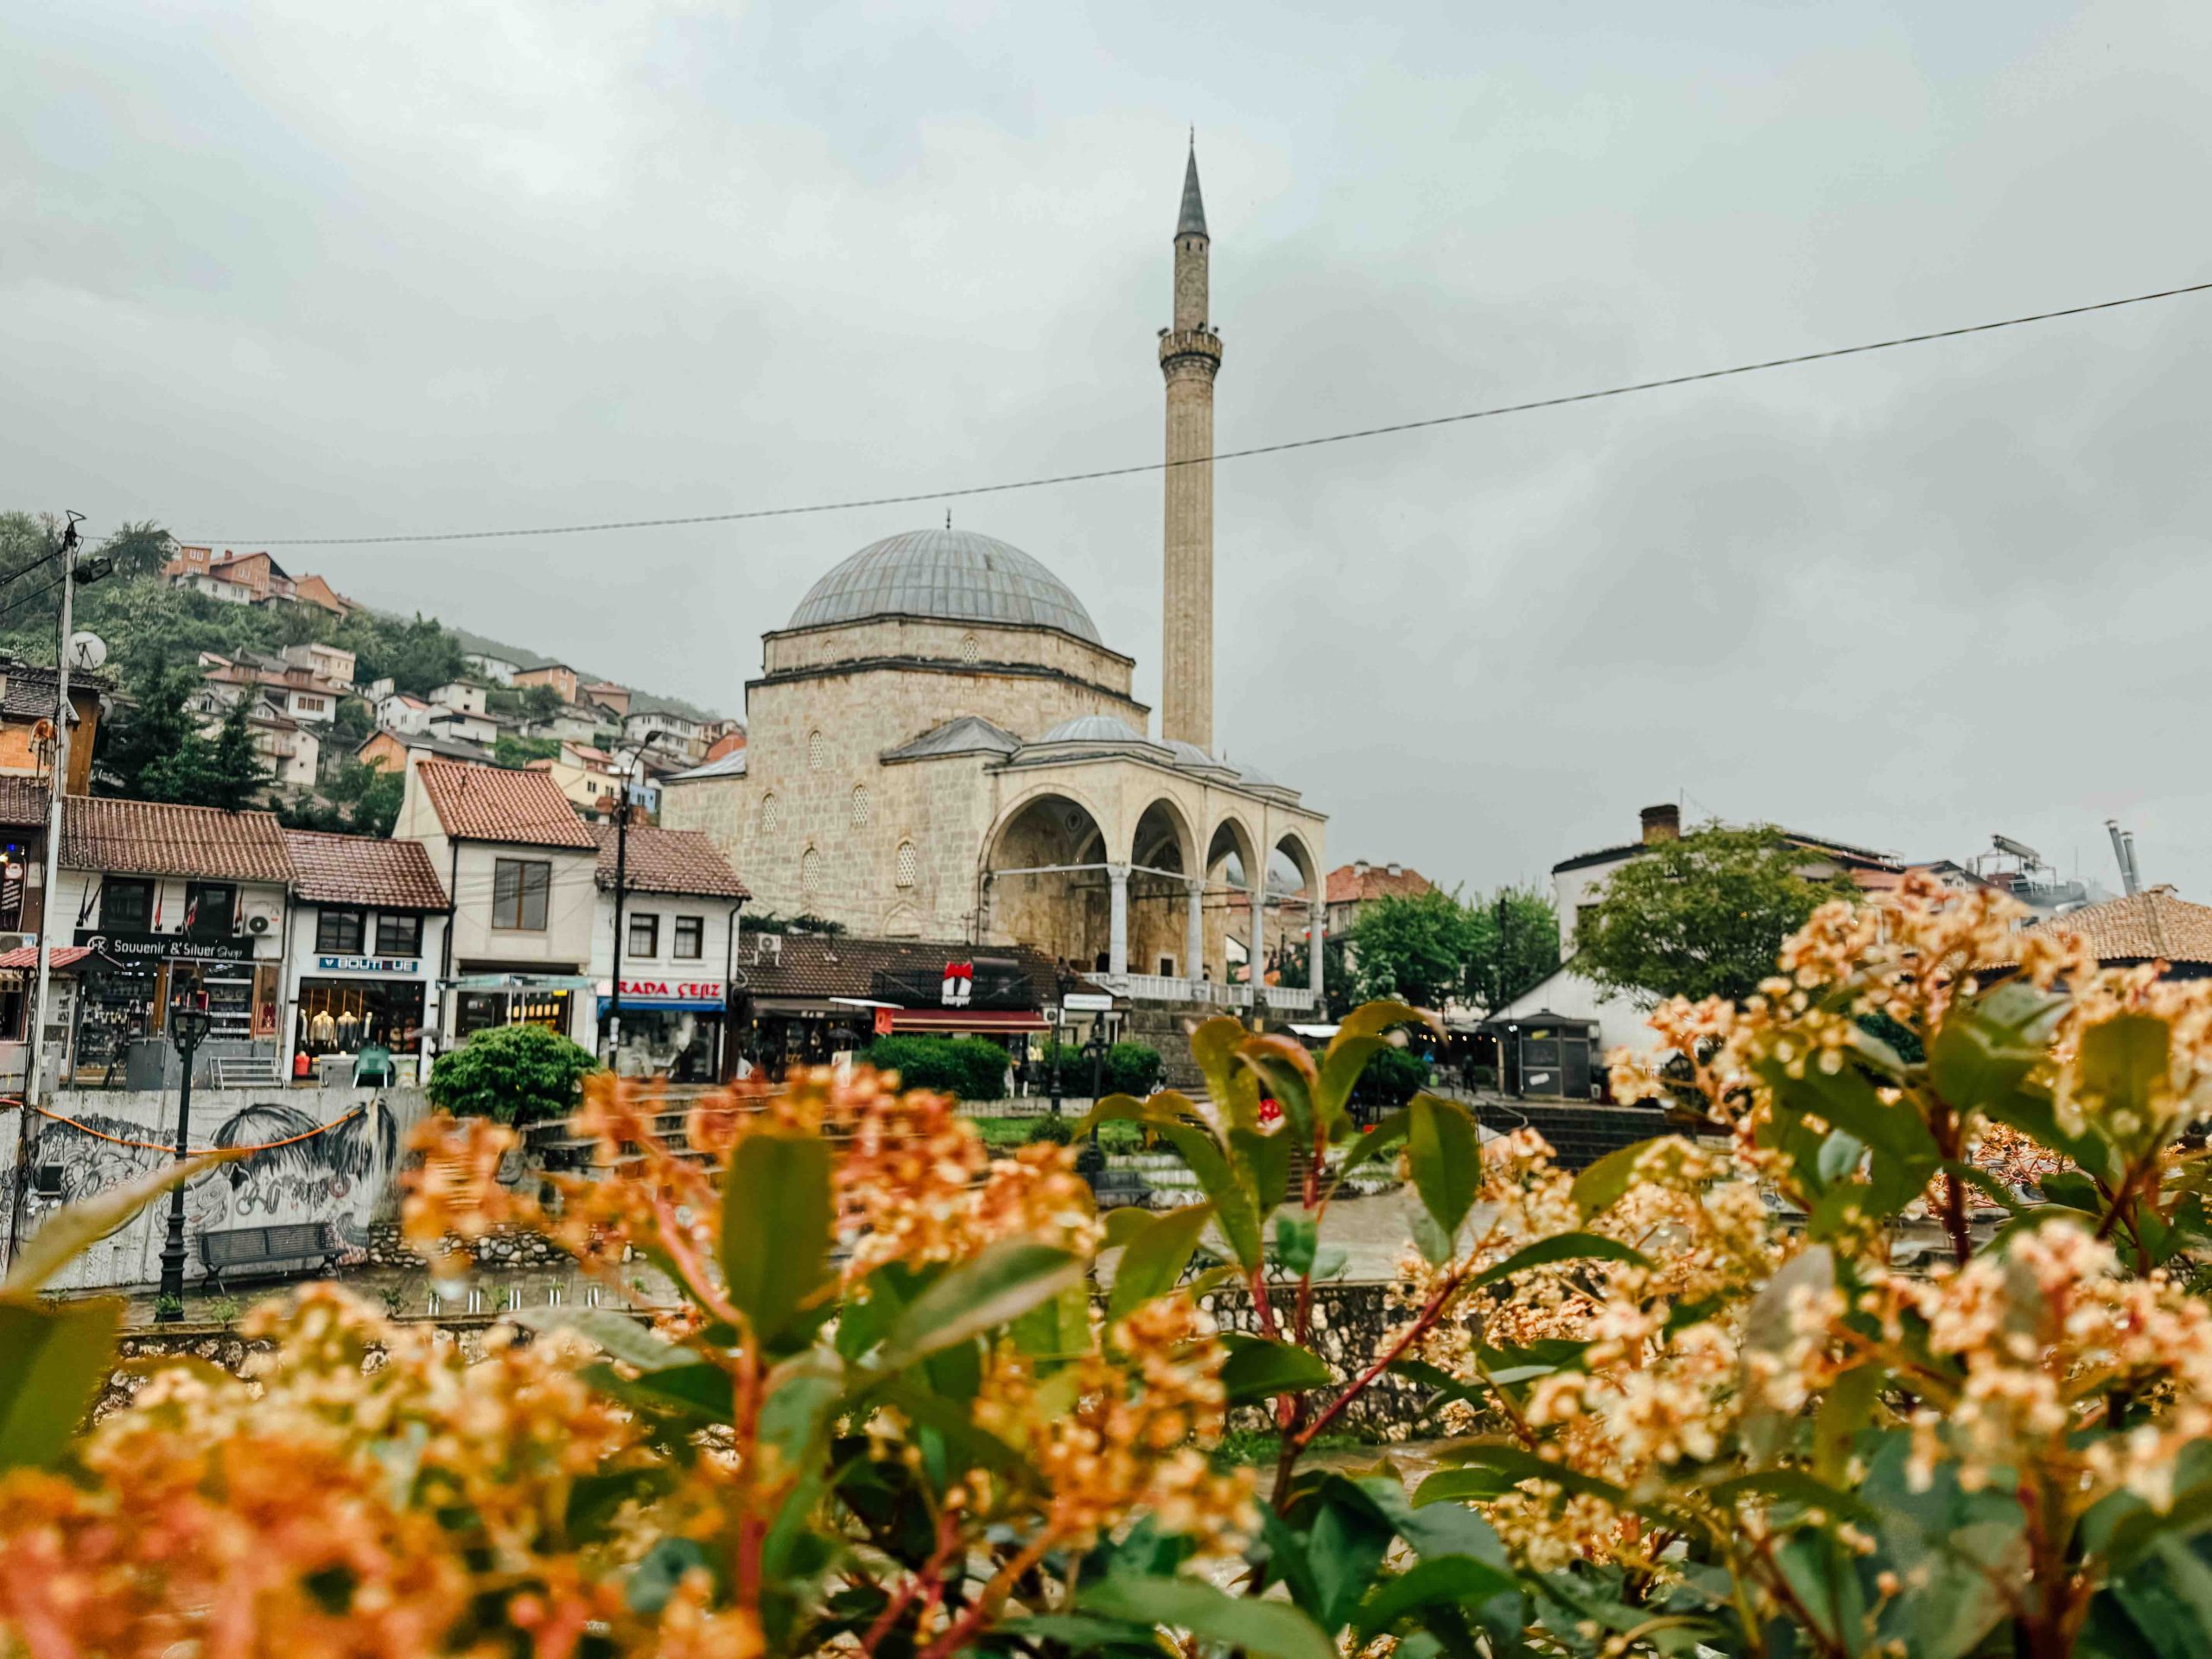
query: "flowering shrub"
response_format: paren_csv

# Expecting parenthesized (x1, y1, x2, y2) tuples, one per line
(2, 872, 2211, 1657)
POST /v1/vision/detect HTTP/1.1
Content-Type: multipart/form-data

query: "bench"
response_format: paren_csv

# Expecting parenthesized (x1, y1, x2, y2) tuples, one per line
(196, 1220, 345, 1288)
(1086, 1167, 1154, 1210)
(212, 1055, 282, 1089)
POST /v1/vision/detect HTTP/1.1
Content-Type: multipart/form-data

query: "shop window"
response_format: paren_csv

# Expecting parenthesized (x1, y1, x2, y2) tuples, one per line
(376, 912, 424, 957)
(627, 913, 659, 957)
(493, 858, 551, 931)
(183, 881, 235, 938)
(850, 785, 869, 827)
(297, 978, 427, 1063)
(101, 878, 154, 931)
(316, 908, 367, 954)
(895, 841, 917, 888)
(673, 916, 703, 959)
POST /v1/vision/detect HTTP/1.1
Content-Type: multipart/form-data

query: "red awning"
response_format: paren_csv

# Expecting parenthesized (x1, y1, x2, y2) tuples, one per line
(889, 1008, 1049, 1034)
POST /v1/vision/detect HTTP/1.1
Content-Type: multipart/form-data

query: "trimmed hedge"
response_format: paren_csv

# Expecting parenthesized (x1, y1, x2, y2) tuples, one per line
(859, 1035, 1010, 1102)
(1038, 1039, 1162, 1099)
(1355, 1045, 1432, 1107)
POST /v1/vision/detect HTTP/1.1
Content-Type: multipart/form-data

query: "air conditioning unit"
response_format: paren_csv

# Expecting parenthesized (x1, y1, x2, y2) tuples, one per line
(753, 934, 782, 966)
(0, 933, 31, 955)
(247, 914, 272, 935)
(241, 899, 283, 937)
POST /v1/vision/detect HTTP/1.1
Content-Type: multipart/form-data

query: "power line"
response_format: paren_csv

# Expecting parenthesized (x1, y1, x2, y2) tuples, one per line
(187, 276, 2212, 549)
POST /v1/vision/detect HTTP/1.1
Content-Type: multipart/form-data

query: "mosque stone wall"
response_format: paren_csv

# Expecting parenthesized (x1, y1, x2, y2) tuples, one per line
(764, 616, 1140, 703)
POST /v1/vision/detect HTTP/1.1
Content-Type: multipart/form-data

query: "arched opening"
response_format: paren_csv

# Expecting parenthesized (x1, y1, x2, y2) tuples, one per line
(982, 791, 1112, 971)
(1264, 830, 1325, 1007)
(1128, 798, 1197, 981)
(1203, 816, 1257, 990)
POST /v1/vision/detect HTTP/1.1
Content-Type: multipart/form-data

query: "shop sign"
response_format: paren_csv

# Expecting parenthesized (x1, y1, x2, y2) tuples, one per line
(75, 929, 255, 964)
(870, 958, 1033, 1012)
(615, 976, 724, 1005)
(316, 954, 422, 975)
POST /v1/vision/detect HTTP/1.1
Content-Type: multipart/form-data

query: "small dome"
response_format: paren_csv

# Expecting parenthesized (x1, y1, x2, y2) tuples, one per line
(1036, 714, 1144, 744)
(1166, 740, 1224, 769)
(788, 527, 1101, 644)
(1235, 759, 1278, 787)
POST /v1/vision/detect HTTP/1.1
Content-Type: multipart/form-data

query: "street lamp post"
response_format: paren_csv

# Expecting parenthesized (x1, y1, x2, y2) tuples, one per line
(1050, 966, 1075, 1117)
(156, 1000, 215, 1322)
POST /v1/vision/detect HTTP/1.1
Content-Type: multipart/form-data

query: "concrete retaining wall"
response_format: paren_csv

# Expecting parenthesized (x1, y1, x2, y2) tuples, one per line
(1, 1085, 431, 1293)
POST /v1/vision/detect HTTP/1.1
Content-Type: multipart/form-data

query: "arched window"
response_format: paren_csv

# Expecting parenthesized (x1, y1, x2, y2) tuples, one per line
(960, 633, 981, 664)
(895, 840, 918, 888)
(850, 785, 870, 828)
(760, 792, 780, 833)
(800, 847, 820, 899)
(808, 730, 827, 770)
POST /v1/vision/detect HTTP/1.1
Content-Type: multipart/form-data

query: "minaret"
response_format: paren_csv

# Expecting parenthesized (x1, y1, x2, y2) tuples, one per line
(1159, 137, 1224, 752)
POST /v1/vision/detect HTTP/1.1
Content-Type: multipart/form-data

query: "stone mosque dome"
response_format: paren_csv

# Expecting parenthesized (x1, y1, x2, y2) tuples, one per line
(787, 527, 1103, 645)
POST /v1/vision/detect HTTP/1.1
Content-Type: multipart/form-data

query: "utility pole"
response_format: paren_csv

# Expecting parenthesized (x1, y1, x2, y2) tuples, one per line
(605, 734, 658, 1066)
(28, 514, 83, 1107)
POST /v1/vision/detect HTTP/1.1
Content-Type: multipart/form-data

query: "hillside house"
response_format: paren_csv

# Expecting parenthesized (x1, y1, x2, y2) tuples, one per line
(283, 641, 356, 686)
(376, 694, 434, 735)
(462, 652, 518, 685)
(357, 729, 495, 773)
(581, 682, 631, 717)
(512, 664, 580, 703)
(429, 681, 488, 717)
(0, 664, 105, 797)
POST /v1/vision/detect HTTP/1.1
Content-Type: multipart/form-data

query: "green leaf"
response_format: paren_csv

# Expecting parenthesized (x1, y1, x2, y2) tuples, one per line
(755, 1355, 843, 1465)
(1467, 1231, 1649, 1291)
(0, 1297, 124, 1469)
(579, 1359, 734, 1422)
(1314, 1036, 1392, 1133)
(719, 1131, 832, 1344)
(1219, 1334, 1335, 1403)
(1427, 1444, 1630, 1508)
(1335, 1001, 1440, 1045)
(1332, 1107, 1410, 1181)
(1407, 1095, 1479, 1239)
(1274, 1213, 1319, 1277)
(3, 1150, 234, 1296)
(511, 1306, 690, 1372)
(2077, 1014, 2173, 1144)
(1353, 1555, 1519, 1640)
(1081, 1573, 1336, 1659)
(1231, 1124, 1294, 1220)
(1815, 1363, 1884, 1484)
(1238, 1033, 1318, 1148)
(1413, 1467, 1516, 1506)
(877, 1238, 1084, 1370)
(1570, 1137, 1670, 1221)
(1154, 1121, 1262, 1268)
(1410, 1208, 1454, 1267)
(1703, 1468, 1880, 1529)
(1189, 1017, 1263, 1128)
(1107, 1204, 1214, 1320)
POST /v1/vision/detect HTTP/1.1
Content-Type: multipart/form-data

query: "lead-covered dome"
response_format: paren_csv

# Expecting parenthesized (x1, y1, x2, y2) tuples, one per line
(788, 528, 1101, 644)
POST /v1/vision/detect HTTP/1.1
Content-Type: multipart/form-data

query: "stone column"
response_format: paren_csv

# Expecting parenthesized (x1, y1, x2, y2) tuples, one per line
(1248, 867, 1265, 1009)
(1185, 877, 1205, 991)
(1309, 890, 1325, 1002)
(1108, 864, 1130, 977)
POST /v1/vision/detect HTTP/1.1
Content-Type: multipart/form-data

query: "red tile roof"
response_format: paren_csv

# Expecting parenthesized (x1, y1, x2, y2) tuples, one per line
(1985, 887, 2212, 969)
(283, 830, 450, 910)
(60, 797, 294, 882)
(0, 778, 49, 830)
(586, 823, 748, 898)
(1325, 862, 1436, 905)
(414, 761, 596, 849)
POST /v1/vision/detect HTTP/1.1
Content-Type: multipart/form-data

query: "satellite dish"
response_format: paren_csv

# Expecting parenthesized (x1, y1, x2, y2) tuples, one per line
(66, 632, 107, 671)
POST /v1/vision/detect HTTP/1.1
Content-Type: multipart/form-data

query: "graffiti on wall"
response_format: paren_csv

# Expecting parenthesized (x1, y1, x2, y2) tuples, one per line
(23, 1095, 401, 1268)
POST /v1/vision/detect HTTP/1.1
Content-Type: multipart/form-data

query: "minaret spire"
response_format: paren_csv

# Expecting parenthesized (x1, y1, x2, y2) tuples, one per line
(1159, 139, 1224, 751)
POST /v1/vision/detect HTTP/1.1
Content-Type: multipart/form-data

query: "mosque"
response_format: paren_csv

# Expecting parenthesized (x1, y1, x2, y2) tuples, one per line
(662, 144, 1328, 1011)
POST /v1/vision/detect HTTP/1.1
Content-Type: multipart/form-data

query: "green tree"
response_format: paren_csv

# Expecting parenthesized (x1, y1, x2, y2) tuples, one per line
(1347, 888, 1479, 1008)
(1573, 821, 1857, 1005)
(427, 1023, 601, 1124)
(197, 694, 268, 804)
(493, 734, 562, 769)
(1464, 880, 1561, 1011)
(96, 661, 199, 798)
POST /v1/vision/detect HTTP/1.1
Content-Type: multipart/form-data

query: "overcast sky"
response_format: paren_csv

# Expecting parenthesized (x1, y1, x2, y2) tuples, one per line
(9, 1, 2209, 900)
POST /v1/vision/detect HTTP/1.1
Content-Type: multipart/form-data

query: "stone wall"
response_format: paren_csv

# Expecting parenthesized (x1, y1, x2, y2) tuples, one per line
(1471, 1098, 1680, 1170)
(99, 1279, 1440, 1435)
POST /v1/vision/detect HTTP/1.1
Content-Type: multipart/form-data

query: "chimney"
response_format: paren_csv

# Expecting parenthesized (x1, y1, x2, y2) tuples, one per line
(1386, 862, 1402, 877)
(1640, 804, 1681, 844)
(1352, 860, 1369, 877)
